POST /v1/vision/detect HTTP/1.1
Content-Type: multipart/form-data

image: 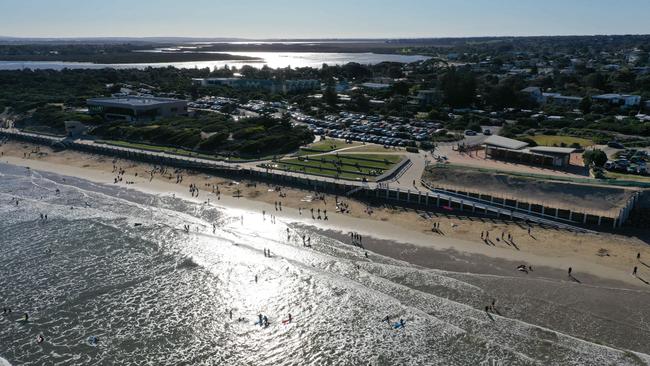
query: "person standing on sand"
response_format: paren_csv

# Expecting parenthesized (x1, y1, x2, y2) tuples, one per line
(633, 266, 638, 276)
(568, 267, 572, 276)
(638, 252, 641, 261)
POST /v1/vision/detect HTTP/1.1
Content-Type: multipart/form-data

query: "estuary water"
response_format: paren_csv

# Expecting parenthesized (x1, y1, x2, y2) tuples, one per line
(0, 52, 430, 71)
(1, 162, 648, 366)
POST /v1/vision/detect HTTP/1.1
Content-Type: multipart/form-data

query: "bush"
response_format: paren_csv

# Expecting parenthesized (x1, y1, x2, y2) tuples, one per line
(583, 149, 607, 167)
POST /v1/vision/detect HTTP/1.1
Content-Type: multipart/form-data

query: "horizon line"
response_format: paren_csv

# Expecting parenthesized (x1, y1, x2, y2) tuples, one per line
(1, 33, 650, 41)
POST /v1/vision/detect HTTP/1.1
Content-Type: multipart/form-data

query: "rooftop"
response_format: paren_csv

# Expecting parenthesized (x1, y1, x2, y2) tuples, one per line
(593, 93, 640, 99)
(87, 96, 185, 107)
(527, 146, 576, 155)
(483, 135, 529, 150)
(360, 82, 391, 89)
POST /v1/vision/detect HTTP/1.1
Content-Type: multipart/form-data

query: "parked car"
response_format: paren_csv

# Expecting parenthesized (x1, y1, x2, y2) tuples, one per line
(464, 130, 477, 136)
(483, 129, 492, 135)
(607, 141, 625, 149)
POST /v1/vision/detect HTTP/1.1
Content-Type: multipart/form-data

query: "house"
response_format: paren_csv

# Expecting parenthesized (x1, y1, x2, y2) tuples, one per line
(592, 94, 641, 108)
(520, 88, 582, 108)
(483, 135, 575, 168)
(542, 93, 582, 108)
(87, 96, 188, 123)
(521, 87, 544, 104)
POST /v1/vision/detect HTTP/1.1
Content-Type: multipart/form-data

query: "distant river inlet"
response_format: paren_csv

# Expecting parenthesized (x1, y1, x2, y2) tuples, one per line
(0, 52, 431, 70)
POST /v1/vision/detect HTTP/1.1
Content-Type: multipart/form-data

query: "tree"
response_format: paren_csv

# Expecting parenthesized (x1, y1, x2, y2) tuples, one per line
(440, 68, 476, 108)
(349, 89, 370, 112)
(391, 81, 410, 96)
(583, 149, 607, 167)
(323, 83, 338, 107)
(579, 96, 592, 114)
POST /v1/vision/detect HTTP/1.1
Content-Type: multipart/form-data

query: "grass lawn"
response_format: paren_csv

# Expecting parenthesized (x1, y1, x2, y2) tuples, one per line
(605, 171, 650, 183)
(343, 144, 404, 153)
(298, 139, 360, 155)
(327, 153, 402, 165)
(526, 135, 594, 147)
(266, 153, 403, 181)
(270, 163, 373, 181)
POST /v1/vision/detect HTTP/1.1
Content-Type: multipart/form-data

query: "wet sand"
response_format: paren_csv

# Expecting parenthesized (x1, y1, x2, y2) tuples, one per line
(310, 226, 650, 355)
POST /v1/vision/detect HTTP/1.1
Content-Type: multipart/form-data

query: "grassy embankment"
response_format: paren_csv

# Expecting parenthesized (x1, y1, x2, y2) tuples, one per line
(525, 135, 594, 147)
(95, 140, 254, 162)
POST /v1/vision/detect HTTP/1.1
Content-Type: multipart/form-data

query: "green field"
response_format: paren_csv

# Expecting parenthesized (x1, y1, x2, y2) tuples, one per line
(297, 139, 360, 155)
(526, 135, 594, 147)
(265, 153, 403, 181)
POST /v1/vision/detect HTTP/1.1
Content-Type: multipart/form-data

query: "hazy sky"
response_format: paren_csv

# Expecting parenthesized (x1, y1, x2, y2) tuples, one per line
(1, 0, 649, 39)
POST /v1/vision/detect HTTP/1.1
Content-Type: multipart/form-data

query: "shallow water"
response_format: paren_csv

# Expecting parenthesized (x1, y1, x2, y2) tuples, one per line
(1, 163, 648, 365)
(0, 52, 430, 71)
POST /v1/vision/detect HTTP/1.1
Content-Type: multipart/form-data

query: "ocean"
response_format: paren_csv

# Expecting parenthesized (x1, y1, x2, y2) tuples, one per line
(1, 162, 648, 366)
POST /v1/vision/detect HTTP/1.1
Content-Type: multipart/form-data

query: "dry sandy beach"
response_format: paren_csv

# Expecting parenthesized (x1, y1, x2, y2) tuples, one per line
(2, 140, 650, 357)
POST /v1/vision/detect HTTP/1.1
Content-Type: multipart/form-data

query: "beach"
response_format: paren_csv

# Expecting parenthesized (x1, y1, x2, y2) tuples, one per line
(2, 140, 649, 286)
(2, 140, 650, 365)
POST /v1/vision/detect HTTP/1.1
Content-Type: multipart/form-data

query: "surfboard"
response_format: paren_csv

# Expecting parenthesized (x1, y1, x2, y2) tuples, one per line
(393, 322, 405, 329)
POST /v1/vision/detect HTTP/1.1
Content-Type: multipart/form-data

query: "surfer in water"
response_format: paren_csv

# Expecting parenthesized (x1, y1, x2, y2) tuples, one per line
(37, 335, 44, 344)
(399, 319, 405, 328)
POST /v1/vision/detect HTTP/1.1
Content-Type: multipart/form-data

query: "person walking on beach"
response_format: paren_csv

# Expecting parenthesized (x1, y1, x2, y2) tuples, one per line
(568, 267, 572, 276)
(633, 266, 638, 276)
(638, 252, 641, 261)
(255, 275, 258, 283)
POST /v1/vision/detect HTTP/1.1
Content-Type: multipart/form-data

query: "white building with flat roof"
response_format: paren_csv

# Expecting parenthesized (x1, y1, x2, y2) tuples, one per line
(87, 96, 188, 122)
